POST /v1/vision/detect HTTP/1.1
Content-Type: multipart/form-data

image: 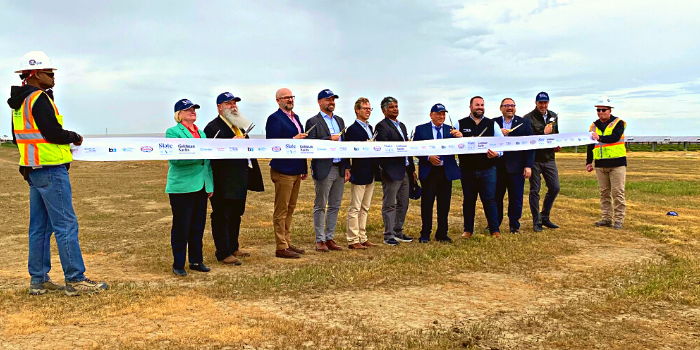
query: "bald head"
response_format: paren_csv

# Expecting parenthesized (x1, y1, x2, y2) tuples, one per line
(275, 88, 295, 112)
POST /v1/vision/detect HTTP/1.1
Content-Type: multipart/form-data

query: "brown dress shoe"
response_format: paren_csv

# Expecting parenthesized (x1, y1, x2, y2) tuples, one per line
(462, 232, 473, 238)
(232, 250, 250, 258)
(492, 232, 501, 238)
(361, 241, 376, 247)
(220, 255, 242, 265)
(325, 240, 343, 251)
(315, 242, 329, 252)
(275, 249, 301, 259)
(288, 245, 305, 254)
(348, 242, 367, 249)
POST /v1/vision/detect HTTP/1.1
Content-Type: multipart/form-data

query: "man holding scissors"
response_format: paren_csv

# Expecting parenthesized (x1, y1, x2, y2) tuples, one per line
(305, 89, 350, 252)
(494, 98, 535, 234)
(524, 92, 561, 233)
(203, 92, 264, 265)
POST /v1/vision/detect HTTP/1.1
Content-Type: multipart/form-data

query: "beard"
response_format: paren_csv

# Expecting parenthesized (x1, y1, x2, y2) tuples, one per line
(221, 108, 252, 130)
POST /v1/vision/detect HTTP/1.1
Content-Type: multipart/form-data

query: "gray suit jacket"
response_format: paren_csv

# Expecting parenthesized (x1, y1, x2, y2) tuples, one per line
(305, 112, 349, 181)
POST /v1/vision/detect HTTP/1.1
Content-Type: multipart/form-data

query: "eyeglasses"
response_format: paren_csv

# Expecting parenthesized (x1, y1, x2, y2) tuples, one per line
(39, 71, 54, 78)
(596, 108, 609, 112)
(501, 104, 516, 108)
(360, 107, 373, 111)
(278, 96, 295, 101)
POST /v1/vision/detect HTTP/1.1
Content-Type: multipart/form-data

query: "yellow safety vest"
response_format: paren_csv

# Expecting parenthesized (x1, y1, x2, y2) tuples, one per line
(12, 90, 73, 166)
(590, 117, 626, 161)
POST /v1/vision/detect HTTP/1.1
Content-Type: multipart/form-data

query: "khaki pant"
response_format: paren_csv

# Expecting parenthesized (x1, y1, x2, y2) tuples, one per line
(270, 168, 301, 250)
(347, 182, 374, 244)
(595, 166, 626, 223)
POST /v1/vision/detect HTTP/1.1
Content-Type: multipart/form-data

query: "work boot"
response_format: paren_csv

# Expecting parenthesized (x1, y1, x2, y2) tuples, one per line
(29, 278, 65, 295)
(65, 278, 108, 296)
(594, 219, 613, 227)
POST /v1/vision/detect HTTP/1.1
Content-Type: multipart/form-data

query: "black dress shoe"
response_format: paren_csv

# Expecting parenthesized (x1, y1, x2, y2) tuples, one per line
(189, 263, 211, 272)
(533, 224, 544, 232)
(542, 219, 559, 229)
(510, 229, 520, 234)
(436, 236, 453, 243)
(173, 268, 187, 276)
(418, 237, 430, 243)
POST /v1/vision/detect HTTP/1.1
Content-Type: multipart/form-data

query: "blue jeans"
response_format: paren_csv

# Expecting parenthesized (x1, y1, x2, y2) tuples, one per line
(27, 165, 86, 284)
(461, 166, 499, 234)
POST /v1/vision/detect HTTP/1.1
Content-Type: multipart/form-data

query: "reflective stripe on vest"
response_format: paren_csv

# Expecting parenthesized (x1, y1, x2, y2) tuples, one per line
(12, 90, 72, 166)
(590, 118, 626, 161)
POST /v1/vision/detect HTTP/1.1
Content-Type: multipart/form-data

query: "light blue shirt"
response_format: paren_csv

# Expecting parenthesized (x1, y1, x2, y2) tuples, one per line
(389, 118, 409, 166)
(355, 119, 373, 139)
(501, 116, 513, 131)
(321, 111, 341, 163)
(431, 121, 444, 166)
(470, 115, 503, 157)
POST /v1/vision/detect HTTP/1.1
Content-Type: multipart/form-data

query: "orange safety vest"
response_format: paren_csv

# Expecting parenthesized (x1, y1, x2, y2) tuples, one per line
(12, 90, 73, 166)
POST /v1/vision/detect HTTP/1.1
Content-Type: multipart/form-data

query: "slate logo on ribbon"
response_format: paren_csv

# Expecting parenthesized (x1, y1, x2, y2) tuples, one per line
(159, 143, 174, 155)
(468, 142, 476, 150)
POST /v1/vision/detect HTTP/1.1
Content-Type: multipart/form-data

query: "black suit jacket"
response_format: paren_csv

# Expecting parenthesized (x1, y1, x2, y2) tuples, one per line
(494, 116, 536, 174)
(375, 118, 415, 182)
(304, 113, 349, 181)
(203, 116, 264, 199)
(345, 120, 380, 185)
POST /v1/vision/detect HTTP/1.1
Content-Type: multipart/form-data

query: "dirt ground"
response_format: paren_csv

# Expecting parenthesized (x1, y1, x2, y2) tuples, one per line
(1, 145, 700, 349)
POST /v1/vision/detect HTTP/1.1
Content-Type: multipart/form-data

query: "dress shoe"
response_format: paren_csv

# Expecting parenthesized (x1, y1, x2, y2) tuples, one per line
(325, 240, 343, 251)
(510, 229, 520, 234)
(418, 237, 430, 243)
(348, 243, 367, 249)
(220, 255, 242, 266)
(542, 219, 559, 229)
(492, 232, 501, 238)
(462, 231, 473, 238)
(436, 236, 453, 243)
(315, 241, 329, 252)
(233, 250, 251, 258)
(361, 241, 376, 247)
(173, 268, 187, 276)
(533, 224, 544, 232)
(288, 245, 305, 254)
(383, 238, 399, 246)
(189, 263, 211, 272)
(594, 219, 612, 227)
(275, 249, 301, 259)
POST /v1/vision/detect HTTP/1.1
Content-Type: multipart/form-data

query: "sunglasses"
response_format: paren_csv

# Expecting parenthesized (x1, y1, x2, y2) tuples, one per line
(39, 71, 54, 78)
(596, 108, 609, 112)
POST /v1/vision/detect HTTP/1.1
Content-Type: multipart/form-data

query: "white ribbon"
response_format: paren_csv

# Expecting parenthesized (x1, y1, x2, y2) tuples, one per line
(71, 133, 595, 161)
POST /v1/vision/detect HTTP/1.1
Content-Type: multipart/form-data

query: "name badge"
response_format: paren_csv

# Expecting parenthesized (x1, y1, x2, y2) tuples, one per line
(463, 129, 471, 132)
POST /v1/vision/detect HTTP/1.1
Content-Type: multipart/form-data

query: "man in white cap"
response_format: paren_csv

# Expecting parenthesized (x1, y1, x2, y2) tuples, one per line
(8, 51, 108, 296)
(586, 96, 627, 229)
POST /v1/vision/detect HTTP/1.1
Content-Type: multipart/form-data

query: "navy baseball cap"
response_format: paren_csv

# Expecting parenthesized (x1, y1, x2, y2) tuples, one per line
(318, 89, 339, 100)
(174, 99, 200, 113)
(536, 92, 550, 102)
(216, 92, 241, 105)
(431, 103, 448, 113)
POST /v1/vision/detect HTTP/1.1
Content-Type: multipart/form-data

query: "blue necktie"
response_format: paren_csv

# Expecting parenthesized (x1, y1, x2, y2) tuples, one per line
(435, 126, 442, 139)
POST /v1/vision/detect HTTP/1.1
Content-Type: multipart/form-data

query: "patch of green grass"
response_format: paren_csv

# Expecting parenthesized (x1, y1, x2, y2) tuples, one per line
(627, 180, 700, 197)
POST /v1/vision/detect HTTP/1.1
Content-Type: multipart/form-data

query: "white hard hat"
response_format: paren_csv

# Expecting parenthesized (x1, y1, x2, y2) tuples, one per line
(594, 96, 614, 108)
(15, 51, 57, 73)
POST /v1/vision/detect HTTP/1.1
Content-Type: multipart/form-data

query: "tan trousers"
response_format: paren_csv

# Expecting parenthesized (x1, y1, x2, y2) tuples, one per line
(270, 168, 301, 250)
(595, 166, 626, 223)
(346, 182, 374, 244)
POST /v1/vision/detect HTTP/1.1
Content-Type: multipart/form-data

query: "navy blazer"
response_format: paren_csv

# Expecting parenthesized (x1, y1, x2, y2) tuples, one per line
(265, 108, 308, 175)
(374, 118, 415, 182)
(305, 113, 349, 181)
(412, 122, 461, 181)
(494, 116, 536, 174)
(345, 120, 380, 185)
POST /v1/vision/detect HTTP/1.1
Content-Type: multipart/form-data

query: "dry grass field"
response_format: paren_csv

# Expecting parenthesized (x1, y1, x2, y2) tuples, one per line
(2, 143, 700, 349)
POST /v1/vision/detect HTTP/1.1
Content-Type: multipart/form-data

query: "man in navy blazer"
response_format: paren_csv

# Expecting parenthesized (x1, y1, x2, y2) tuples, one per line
(305, 89, 350, 252)
(494, 98, 535, 234)
(344, 97, 380, 249)
(375, 96, 417, 246)
(265, 88, 308, 259)
(413, 104, 462, 243)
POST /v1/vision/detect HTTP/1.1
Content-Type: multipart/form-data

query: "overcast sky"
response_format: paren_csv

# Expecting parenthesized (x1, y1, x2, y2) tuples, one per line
(2, 0, 699, 137)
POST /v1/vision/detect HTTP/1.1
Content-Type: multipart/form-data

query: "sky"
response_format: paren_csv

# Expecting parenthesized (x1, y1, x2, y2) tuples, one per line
(1, 0, 699, 137)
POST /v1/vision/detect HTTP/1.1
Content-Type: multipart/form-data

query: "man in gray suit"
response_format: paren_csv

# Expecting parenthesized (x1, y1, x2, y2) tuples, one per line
(305, 89, 350, 252)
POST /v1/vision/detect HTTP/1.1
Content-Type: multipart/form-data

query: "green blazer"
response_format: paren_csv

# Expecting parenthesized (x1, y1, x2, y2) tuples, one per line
(164, 123, 214, 194)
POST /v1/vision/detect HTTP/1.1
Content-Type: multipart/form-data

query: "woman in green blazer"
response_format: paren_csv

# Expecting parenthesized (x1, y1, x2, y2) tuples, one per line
(166, 99, 214, 276)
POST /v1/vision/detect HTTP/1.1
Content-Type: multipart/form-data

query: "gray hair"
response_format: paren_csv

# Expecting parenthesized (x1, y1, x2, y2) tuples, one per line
(380, 96, 397, 112)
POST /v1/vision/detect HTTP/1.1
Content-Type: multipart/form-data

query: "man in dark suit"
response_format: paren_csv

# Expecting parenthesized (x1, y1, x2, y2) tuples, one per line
(494, 98, 535, 234)
(204, 92, 264, 265)
(265, 88, 308, 259)
(375, 96, 417, 246)
(345, 97, 380, 249)
(413, 104, 462, 243)
(305, 89, 350, 252)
